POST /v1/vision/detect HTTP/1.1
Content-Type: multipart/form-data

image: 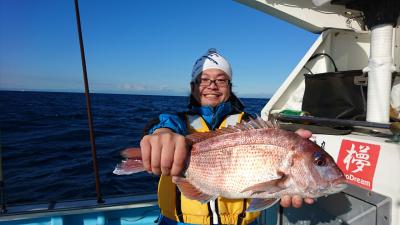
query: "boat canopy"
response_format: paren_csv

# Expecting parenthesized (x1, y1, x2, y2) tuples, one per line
(235, 0, 399, 33)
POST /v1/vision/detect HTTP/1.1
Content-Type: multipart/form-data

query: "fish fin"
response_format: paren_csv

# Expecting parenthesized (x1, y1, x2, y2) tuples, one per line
(227, 115, 276, 131)
(185, 116, 275, 144)
(113, 158, 145, 175)
(185, 126, 247, 144)
(267, 113, 280, 129)
(246, 198, 280, 212)
(185, 132, 221, 145)
(172, 176, 215, 203)
(121, 147, 142, 158)
(240, 173, 287, 195)
(245, 115, 277, 129)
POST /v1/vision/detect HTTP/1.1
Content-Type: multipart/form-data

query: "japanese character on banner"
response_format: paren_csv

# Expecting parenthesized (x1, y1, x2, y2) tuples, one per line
(343, 144, 371, 173)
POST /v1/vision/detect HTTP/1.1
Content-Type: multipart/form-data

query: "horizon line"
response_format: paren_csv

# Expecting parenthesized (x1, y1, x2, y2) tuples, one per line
(0, 88, 271, 99)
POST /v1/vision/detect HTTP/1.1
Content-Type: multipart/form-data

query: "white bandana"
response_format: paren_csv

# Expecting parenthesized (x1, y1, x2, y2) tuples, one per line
(191, 48, 232, 81)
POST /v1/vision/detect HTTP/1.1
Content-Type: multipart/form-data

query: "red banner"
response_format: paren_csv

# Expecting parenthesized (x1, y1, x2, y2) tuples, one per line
(336, 139, 380, 190)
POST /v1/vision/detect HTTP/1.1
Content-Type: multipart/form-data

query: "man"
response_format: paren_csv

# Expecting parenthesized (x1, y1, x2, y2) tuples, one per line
(140, 49, 314, 225)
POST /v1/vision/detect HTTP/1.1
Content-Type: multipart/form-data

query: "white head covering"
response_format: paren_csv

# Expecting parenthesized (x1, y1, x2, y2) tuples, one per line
(191, 48, 232, 82)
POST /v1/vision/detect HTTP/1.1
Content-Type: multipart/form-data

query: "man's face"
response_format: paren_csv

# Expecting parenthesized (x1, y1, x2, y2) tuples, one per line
(192, 68, 231, 107)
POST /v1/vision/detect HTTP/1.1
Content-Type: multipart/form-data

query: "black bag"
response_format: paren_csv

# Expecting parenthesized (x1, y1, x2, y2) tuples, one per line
(302, 53, 367, 120)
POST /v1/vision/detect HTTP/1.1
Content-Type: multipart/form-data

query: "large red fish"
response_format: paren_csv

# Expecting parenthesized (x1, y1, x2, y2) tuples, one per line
(113, 117, 346, 212)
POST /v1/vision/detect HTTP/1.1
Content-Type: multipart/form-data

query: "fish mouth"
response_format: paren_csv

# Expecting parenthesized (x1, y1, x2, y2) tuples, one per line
(331, 177, 347, 192)
(332, 183, 347, 192)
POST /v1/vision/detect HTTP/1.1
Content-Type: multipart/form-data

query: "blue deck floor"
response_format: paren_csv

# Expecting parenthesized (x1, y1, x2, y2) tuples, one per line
(0, 205, 160, 225)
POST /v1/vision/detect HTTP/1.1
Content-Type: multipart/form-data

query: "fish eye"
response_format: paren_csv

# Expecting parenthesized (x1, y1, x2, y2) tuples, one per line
(315, 158, 326, 166)
(313, 152, 326, 166)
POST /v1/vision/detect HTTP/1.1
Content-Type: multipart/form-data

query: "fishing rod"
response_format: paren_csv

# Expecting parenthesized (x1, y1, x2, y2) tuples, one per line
(276, 114, 400, 149)
(73, 0, 103, 203)
(276, 114, 391, 129)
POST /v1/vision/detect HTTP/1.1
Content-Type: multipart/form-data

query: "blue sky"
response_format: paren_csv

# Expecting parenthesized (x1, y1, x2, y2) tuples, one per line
(0, 0, 317, 98)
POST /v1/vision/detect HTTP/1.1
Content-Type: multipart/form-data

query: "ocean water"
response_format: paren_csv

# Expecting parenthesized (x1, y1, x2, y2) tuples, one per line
(0, 91, 268, 205)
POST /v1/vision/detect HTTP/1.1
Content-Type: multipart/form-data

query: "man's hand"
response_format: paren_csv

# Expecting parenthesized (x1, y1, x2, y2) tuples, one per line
(140, 128, 188, 176)
(280, 128, 315, 208)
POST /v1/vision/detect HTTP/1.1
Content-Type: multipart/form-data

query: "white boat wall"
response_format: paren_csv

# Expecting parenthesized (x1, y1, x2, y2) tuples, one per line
(237, 0, 400, 225)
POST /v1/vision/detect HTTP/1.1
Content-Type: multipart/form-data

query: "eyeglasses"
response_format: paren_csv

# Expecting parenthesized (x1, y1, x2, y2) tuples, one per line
(196, 78, 230, 87)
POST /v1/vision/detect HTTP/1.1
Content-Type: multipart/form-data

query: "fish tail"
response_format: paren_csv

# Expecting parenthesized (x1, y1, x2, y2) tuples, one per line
(113, 147, 144, 175)
(113, 158, 145, 175)
(121, 147, 142, 158)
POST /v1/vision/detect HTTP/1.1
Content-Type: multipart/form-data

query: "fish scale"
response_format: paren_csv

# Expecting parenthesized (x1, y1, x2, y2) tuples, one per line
(187, 143, 294, 199)
(193, 129, 301, 154)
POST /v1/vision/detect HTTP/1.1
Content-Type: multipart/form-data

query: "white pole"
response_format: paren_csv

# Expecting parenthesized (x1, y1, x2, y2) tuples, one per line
(363, 24, 395, 123)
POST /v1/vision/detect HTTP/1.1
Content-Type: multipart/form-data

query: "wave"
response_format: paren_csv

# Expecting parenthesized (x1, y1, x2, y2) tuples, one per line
(0, 91, 268, 204)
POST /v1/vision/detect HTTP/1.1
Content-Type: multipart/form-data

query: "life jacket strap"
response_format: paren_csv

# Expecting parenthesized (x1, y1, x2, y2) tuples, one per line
(236, 199, 247, 225)
(175, 186, 184, 222)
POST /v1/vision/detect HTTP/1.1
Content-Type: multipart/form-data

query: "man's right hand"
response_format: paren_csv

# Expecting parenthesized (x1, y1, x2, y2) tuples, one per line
(140, 128, 188, 176)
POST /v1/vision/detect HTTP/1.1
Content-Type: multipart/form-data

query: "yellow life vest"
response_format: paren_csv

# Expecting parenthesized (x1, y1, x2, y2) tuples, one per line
(158, 112, 260, 225)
